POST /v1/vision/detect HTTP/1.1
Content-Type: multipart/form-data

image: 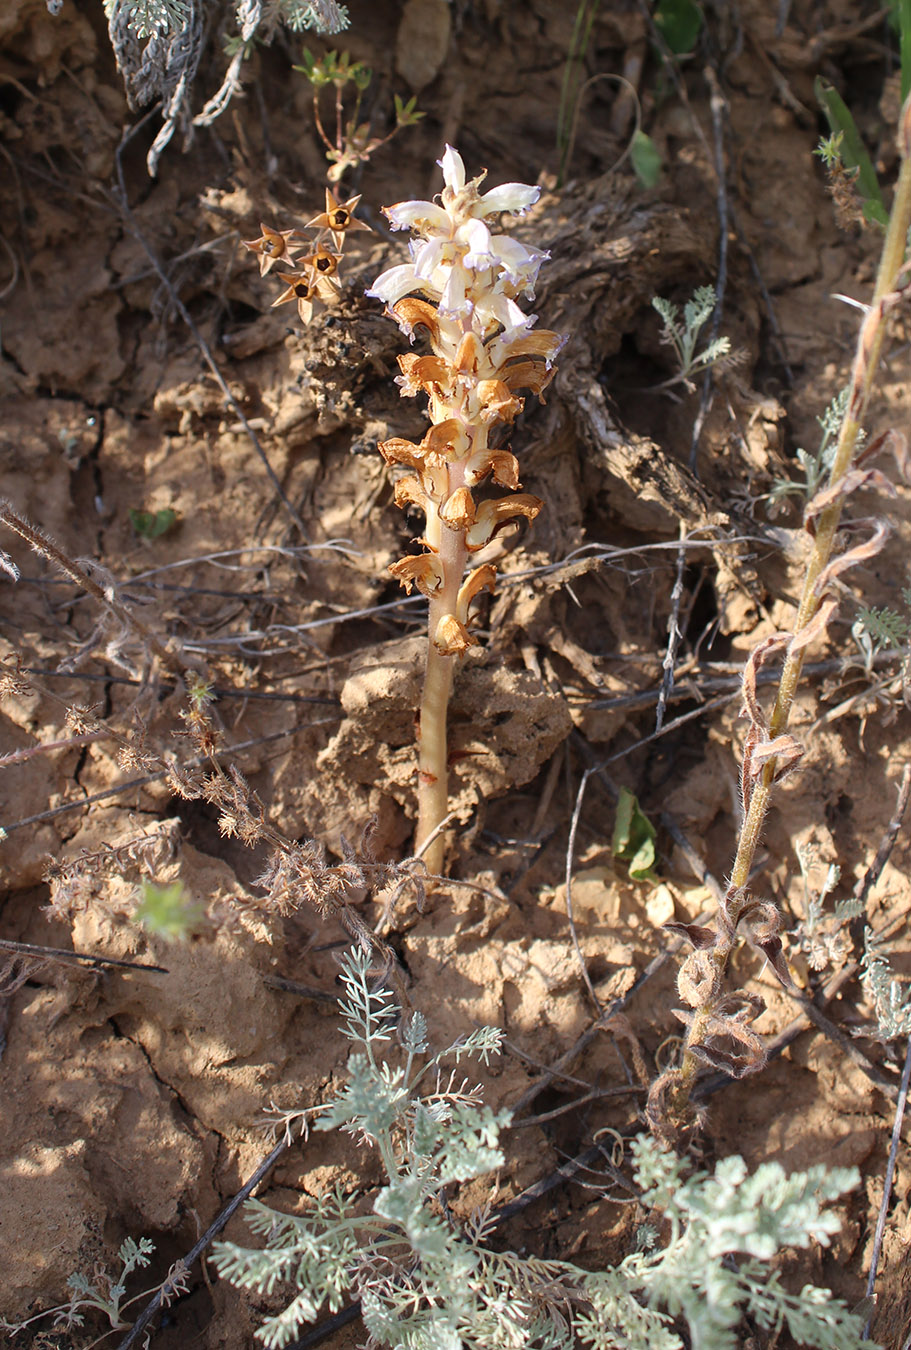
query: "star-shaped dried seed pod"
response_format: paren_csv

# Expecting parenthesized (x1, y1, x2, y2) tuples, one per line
(243, 223, 305, 276)
(304, 244, 343, 279)
(271, 270, 318, 324)
(305, 189, 372, 249)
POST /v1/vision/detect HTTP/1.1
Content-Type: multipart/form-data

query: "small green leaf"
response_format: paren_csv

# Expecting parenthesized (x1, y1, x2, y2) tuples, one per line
(612, 787, 658, 880)
(293, 48, 318, 78)
(295, 47, 335, 86)
(814, 78, 888, 227)
(136, 880, 203, 940)
(352, 62, 372, 92)
(129, 506, 177, 539)
(394, 93, 424, 126)
(862, 197, 890, 228)
(654, 0, 703, 55)
(630, 130, 663, 188)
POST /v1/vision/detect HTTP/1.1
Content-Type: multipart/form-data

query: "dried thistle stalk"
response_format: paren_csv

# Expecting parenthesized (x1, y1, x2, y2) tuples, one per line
(369, 146, 563, 873)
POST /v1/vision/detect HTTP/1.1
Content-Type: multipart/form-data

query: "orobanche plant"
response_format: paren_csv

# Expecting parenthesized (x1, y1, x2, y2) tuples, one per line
(367, 147, 564, 873)
(212, 947, 870, 1350)
(241, 148, 561, 873)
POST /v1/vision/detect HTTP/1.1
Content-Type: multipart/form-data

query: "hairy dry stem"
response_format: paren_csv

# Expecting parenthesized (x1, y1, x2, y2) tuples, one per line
(0, 498, 179, 677)
(652, 96, 911, 1135)
(730, 156, 911, 900)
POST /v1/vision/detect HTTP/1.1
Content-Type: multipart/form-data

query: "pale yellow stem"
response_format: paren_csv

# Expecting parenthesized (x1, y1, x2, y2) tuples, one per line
(415, 491, 469, 874)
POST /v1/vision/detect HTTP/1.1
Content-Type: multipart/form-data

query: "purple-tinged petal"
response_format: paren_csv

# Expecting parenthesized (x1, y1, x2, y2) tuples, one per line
(484, 293, 532, 333)
(384, 200, 450, 233)
(462, 218, 495, 270)
(438, 263, 471, 318)
(491, 236, 547, 287)
(366, 264, 420, 306)
(412, 238, 447, 281)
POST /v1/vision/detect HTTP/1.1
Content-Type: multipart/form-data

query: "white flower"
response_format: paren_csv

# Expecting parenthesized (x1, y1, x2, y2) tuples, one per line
(412, 236, 452, 281)
(386, 146, 541, 242)
(366, 263, 425, 307)
(384, 200, 450, 233)
(487, 235, 548, 294)
(476, 291, 532, 336)
(439, 144, 466, 194)
(438, 262, 473, 319)
(461, 218, 495, 271)
(438, 145, 541, 221)
(478, 181, 540, 215)
(369, 147, 548, 338)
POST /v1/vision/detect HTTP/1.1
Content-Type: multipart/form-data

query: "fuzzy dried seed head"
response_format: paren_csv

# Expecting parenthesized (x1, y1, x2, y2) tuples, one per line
(65, 704, 103, 735)
(0, 659, 31, 698)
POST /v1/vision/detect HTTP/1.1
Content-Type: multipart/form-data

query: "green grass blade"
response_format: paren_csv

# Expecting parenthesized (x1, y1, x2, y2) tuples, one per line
(899, 0, 911, 101)
(557, 0, 601, 185)
(814, 77, 888, 226)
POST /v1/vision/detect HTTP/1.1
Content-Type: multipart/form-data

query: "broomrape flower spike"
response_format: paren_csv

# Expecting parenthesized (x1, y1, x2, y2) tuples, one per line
(369, 146, 564, 874)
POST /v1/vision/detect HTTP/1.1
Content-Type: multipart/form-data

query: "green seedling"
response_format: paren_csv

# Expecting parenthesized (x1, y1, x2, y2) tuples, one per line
(862, 929, 911, 1039)
(651, 284, 732, 391)
(612, 786, 658, 881)
(0, 1237, 156, 1336)
(294, 46, 372, 91)
(767, 388, 853, 511)
(136, 879, 204, 940)
(653, 0, 703, 55)
(129, 506, 178, 539)
(294, 48, 423, 183)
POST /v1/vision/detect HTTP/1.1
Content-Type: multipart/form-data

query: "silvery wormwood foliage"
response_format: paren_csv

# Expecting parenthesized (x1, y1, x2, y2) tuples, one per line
(103, 0, 347, 42)
(211, 949, 872, 1350)
(101, 0, 349, 173)
(861, 928, 911, 1039)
